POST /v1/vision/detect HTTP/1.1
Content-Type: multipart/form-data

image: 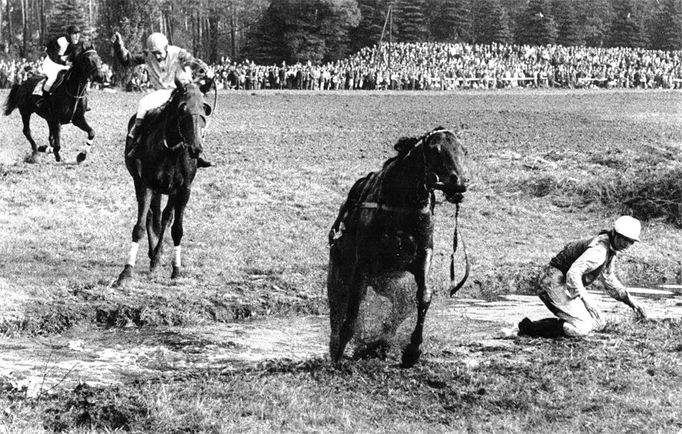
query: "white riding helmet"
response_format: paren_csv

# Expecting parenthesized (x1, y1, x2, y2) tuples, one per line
(146, 32, 168, 52)
(613, 216, 641, 242)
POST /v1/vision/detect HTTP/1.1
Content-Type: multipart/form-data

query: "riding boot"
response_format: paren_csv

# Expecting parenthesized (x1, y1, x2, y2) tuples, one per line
(126, 119, 145, 159)
(196, 153, 213, 168)
(518, 317, 565, 338)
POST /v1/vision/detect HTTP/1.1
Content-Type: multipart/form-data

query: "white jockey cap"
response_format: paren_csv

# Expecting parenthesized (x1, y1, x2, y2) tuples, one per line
(146, 33, 168, 52)
(613, 216, 641, 242)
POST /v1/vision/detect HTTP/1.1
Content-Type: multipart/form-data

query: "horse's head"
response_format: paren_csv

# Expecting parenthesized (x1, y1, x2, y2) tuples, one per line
(420, 127, 470, 203)
(170, 77, 214, 160)
(73, 43, 106, 83)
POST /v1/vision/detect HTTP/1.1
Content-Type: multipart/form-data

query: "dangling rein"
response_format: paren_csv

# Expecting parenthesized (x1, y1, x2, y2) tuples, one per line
(449, 202, 470, 296)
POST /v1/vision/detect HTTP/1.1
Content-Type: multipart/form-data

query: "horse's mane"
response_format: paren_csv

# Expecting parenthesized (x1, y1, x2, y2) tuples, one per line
(381, 126, 448, 169)
(382, 136, 420, 168)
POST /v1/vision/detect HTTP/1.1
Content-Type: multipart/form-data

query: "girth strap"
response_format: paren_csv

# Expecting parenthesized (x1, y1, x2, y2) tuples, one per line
(359, 201, 431, 215)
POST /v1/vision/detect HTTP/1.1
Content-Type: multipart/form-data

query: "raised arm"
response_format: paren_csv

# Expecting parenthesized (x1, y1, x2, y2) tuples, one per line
(111, 32, 146, 67)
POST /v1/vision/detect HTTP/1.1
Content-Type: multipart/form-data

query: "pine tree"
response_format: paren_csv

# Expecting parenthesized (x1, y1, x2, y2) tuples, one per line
(350, 0, 392, 52)
(47, 0, 88, 41)
(551, 0, 581, 46)
(610, 0, 648, 48)
(649, 0, 682, 50)
(431, 0, 472, 43)
(515, 0, 557, 45)
(395, 0, 428, 42)
(575, 0, 612, 47)
(472, 0, 512, 44)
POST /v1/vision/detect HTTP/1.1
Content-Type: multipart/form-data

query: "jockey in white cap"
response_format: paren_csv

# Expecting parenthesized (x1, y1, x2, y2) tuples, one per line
(111, 31, 213, 167)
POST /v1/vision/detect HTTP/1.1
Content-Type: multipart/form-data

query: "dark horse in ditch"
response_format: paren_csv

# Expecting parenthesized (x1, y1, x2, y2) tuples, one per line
(3, 42, 106, 163)
(327, 127, 470, 367)
(115, 77, 214, 286)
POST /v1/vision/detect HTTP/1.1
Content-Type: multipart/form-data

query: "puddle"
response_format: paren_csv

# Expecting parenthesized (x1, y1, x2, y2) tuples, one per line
(1, 288, 681, 397)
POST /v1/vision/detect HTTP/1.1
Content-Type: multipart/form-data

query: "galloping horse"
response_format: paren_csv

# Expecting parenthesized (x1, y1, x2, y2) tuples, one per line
(327, 127, 470, 367)
(3, 42, 106, 163)
(115, 76, 214, 286)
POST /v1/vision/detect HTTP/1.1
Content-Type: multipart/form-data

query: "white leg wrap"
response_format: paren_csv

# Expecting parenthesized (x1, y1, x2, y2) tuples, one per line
(173, 245, 182, 267)
(127, 242, 139, 266)
(82, 140, 93, 154)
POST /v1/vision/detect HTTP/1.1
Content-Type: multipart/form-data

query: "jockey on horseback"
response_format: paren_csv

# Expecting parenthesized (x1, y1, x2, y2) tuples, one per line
(111, 31, 213, 168)
(37, 25, 82, 110)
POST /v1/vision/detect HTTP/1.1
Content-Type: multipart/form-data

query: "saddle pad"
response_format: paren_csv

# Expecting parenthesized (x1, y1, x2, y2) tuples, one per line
(32, 78, 46, 96)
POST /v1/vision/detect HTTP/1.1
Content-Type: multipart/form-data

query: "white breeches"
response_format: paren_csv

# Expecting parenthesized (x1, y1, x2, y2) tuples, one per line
(136, 88, 174, 119)
(41, 57, 70, 91)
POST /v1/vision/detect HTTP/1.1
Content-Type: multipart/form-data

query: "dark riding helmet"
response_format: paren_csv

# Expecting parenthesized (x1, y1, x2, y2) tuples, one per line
(66, 25, 81, 35)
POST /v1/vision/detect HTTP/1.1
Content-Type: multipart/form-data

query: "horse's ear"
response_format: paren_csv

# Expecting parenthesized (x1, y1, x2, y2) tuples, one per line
(175, 75, 186, 92)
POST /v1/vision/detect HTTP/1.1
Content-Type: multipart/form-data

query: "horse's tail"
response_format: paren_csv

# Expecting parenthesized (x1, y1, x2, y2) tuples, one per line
(3, 84, 20, 116)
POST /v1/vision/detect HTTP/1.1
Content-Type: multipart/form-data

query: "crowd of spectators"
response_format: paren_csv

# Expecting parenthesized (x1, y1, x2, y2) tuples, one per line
(210, 42, 682, 91)
(2, 41, 682, 91)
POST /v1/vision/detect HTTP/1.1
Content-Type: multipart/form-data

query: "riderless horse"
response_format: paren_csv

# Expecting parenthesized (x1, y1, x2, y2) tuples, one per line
(115, 76, 214, 286)
(327, 127, 470, 367)
(3, 42, 106, 163)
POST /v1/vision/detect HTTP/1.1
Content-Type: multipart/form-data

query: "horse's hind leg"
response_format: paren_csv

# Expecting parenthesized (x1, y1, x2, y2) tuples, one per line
(169, 188, 191, 279)
(20, 111, 40, 163)
(116, 185, 153, 286)
(72, 115, 94, 164)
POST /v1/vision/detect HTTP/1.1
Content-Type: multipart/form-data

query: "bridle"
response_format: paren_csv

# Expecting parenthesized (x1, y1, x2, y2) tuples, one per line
(64, 48, 100, 122)
(408, 128, 471, 296)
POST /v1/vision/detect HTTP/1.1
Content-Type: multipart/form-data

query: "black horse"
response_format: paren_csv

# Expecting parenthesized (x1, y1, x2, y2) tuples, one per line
(115, 77, 214, 286)
(3, 42, 106, 163)
(327, 127, 470, 367)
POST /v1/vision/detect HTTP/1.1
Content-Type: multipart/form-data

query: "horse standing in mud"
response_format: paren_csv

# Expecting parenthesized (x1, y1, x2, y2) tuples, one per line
(3, 43, 106, 163)
(327, 127, 470, 367)
(115, 77, 214, 286)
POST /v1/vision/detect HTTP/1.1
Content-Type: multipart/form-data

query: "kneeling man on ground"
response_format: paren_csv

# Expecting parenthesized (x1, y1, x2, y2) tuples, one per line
(519, 216, 647, 338)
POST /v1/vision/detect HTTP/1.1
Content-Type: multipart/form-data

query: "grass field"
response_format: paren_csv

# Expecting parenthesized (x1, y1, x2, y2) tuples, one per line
(1, 88, 681, 432)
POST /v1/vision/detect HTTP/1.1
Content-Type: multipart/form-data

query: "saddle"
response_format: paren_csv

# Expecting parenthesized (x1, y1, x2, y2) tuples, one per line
(32, 70, 67, 96)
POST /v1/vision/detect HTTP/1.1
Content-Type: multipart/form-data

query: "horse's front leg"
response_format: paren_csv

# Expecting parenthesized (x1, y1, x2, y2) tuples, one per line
(47, 121, 62, 162)
(116, 185, 153, 286)
(72, 114, 94, 164)
(402, 248, 433, 368)
(170, 188, 191, 279)
(20, 110, 40, 163)
(150, 194, 175, 272)
(332, 259, 366, 363)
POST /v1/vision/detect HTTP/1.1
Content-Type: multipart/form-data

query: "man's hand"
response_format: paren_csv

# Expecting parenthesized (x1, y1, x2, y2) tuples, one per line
(631, 302, 647, 320)
(583, 298, 602, 322)
(110, 32, 122, 45)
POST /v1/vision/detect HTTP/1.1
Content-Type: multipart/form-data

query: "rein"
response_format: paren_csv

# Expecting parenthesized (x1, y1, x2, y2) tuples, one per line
(449, 202, 470, 296)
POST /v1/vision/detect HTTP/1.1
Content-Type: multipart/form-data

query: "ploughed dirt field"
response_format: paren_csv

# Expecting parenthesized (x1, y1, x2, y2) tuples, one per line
(1, 89, 681, 432)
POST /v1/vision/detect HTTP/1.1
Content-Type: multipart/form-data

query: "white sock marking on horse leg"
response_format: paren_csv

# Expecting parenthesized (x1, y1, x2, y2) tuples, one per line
(82, 139, 93, 154)
(173, 245, 181, 267)
(127, 242, 139, 266)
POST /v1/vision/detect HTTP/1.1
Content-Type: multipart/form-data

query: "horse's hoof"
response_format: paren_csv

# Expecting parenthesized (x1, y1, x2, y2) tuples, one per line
(171, 265, 182, 279)
(25, 153, 39, 164)
(115, 265, 134, 287)
(401, 345, 422, 368)
(54, 152, 61, 162)
(76, 152, 87, 164)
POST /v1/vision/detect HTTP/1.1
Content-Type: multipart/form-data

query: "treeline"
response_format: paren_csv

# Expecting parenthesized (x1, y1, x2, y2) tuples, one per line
(1, 0, 681, 65)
